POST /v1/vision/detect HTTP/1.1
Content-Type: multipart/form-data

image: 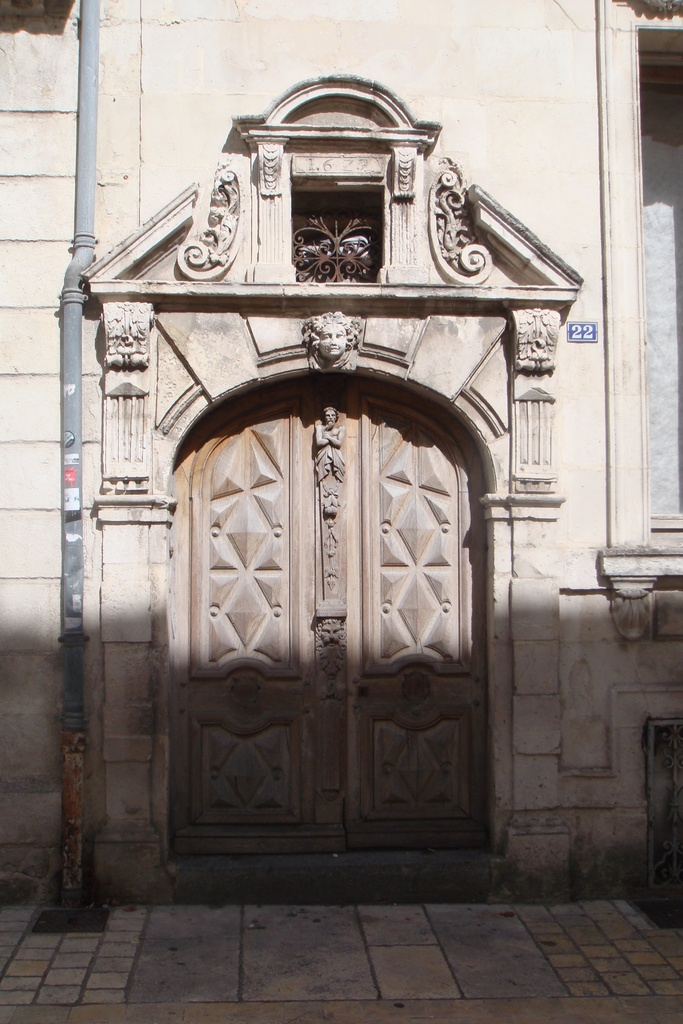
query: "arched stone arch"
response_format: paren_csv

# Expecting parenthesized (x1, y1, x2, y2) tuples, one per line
(155, 310, 510, 504)
(237, 74, 440, 132)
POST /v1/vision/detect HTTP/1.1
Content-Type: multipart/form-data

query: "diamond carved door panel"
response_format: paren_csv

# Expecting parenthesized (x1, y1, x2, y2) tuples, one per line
(174, 381, 486, 854)
(200, 417, 290, 670)
(345, 394, 486, 848)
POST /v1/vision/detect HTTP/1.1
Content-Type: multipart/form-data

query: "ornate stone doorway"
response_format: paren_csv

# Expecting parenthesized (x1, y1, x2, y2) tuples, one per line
(171, 377, 487, 854)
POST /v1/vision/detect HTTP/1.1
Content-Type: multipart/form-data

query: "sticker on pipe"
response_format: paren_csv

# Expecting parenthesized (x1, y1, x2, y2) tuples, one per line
(64, 488, 80, 511)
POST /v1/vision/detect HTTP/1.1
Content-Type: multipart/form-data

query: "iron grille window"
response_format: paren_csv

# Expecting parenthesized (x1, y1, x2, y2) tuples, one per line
(292, 191, 382, 284)
(647, 719, 683, 887)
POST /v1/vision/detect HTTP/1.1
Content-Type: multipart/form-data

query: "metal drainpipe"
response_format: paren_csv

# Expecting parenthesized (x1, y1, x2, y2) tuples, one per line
(58, 0, 100, 908)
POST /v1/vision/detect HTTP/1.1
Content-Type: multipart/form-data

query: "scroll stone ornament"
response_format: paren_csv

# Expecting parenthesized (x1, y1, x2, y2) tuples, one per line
(429, 158, 492, 284)
(177, 161, 240, 281)
(512, 308, 561, 374)
(103, 302, 153, 370)
(302, 311, 362, 372)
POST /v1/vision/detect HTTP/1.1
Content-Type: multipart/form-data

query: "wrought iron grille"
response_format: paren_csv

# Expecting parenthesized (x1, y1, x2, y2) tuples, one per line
(647, 719, 683, 887)
(292, 211, 381, 283)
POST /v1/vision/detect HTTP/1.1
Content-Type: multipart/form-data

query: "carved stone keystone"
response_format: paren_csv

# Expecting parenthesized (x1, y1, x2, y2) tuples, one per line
(303, 312, 362, 372)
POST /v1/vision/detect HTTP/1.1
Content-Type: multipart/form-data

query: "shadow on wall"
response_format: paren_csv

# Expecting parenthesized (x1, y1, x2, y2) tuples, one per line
(0, 581, 672, 905)
(0, 0, 74, 34)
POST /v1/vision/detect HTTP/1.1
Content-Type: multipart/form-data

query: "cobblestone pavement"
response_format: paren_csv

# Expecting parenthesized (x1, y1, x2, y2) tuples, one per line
(1, 900, 683, 1022)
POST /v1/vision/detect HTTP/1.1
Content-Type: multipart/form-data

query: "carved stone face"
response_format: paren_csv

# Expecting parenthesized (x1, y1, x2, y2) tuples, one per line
(316, 323, 348, 365)
(303, 312, 361, 372)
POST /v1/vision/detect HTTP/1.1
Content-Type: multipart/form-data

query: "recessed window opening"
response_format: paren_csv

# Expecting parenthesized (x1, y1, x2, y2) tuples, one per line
(292, 189, 383, 284)
(640, 47, 683, 519)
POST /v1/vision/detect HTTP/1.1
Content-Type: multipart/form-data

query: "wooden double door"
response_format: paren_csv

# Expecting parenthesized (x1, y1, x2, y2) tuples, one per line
(173, 379, 487, 853)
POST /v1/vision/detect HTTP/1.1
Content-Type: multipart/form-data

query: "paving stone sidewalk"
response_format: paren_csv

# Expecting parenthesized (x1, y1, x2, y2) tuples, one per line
(0, 900, 683, 1022)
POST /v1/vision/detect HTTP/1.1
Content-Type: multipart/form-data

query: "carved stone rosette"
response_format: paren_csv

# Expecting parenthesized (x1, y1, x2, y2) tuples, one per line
(177, 161, 241, 281)
(429, 157, 492, 284)
(302, 312, 362, 372)
(512, 308, 561, 374)
(102, 302, 154, 493)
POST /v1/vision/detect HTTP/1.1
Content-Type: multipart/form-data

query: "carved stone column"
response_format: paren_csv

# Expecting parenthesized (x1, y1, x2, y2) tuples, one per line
(251, 142, 295, 283)
(102, 302, 155, 494)
(510, 308, 561, 494)
(385, 145, 428, 283)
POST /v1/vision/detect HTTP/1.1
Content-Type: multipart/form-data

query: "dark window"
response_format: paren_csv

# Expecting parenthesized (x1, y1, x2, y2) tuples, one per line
(292, 189, 382, 283)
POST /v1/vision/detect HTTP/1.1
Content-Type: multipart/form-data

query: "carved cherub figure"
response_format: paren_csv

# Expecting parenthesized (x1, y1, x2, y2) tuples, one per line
(302, 311, 362, 371)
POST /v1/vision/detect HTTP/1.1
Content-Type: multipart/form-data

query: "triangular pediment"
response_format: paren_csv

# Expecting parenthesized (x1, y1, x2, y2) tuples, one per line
(86, 177, 581, 305)
(84, 184, 198, 286)
(468, 185, 583, 291)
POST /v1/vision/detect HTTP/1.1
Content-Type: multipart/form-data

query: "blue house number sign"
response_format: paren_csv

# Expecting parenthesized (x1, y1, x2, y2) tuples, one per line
(567, 322, 598, 343)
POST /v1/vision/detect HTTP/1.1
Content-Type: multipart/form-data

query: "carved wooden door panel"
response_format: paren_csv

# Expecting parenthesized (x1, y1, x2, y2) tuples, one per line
(174, 381, 486, 854)
(345, 390, 486, 848)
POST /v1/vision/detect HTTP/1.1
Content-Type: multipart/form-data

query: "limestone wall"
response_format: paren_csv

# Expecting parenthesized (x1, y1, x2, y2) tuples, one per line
(2, 0, 683, 901)
(0, 1, 78, 900)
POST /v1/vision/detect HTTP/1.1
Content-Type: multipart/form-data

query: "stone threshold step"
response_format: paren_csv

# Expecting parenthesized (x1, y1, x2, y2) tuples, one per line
(173, 848, 492, 904)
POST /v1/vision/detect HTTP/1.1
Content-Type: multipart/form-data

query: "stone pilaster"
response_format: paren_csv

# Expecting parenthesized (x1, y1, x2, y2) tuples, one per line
(93, 495, 175, 902)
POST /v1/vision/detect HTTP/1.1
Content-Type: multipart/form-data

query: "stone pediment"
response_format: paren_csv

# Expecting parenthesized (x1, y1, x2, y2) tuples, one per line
(85, 77, 581, 311)
(85, 178, 581, 308)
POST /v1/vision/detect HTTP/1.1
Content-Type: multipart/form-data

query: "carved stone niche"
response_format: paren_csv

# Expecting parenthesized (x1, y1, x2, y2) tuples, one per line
(234, 76, 440, 285)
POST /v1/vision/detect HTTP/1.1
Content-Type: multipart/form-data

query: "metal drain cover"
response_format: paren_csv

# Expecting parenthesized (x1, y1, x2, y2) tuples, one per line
(32, 908, 109, 934)
(633, 899, 683, 930)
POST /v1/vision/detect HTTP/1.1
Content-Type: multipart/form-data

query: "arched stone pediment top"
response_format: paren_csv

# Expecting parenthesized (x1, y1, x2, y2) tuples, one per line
(234, 75, 441, 146)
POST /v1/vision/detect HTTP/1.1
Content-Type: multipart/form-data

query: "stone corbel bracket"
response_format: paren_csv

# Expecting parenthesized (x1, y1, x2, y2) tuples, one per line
(511, 308, 561, 375)
(610, 578, 655, 641)
(600, 549, 683, 640)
